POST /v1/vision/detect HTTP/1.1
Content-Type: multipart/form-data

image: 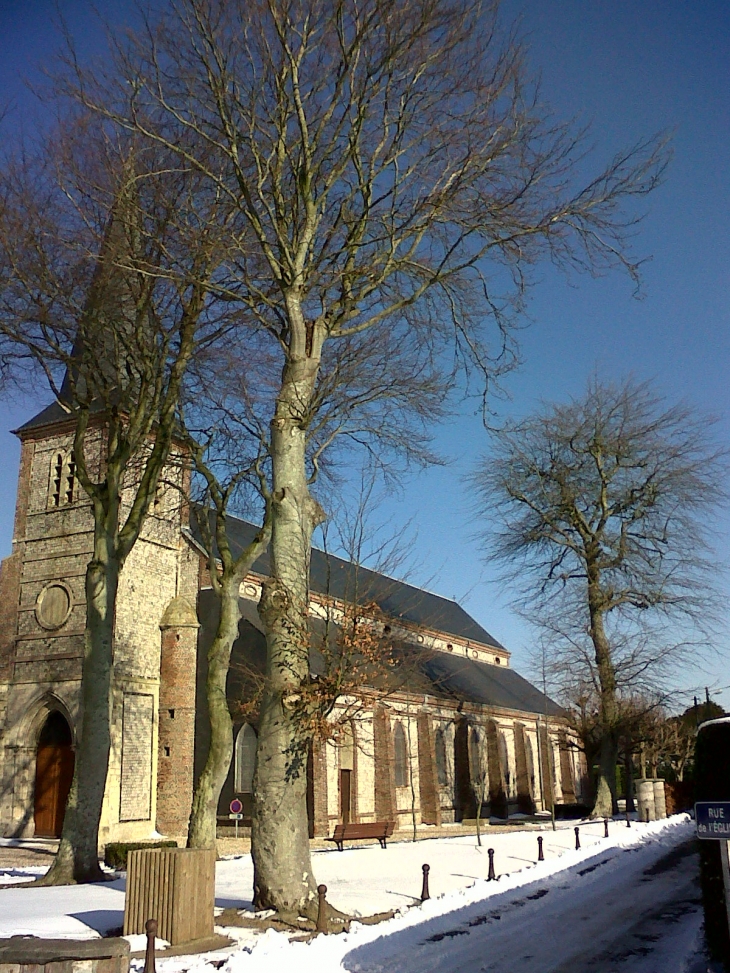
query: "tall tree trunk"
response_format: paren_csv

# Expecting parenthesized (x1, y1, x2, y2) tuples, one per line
(594, 733, 618, 818)
(251, 347, 323, 916)
(187, 576, 241, 849)
(588, 574, 618, 818)
(624, 747, 635, 812)
(39, 528, 119, 884)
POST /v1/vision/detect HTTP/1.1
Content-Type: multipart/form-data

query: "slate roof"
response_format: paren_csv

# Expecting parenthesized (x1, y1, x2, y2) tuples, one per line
(189, 507, 505, 649)
(15, 401, 77, 433)
(197, 588, 561, 717)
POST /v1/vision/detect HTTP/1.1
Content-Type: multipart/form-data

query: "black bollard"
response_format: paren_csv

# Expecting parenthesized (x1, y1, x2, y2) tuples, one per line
(574, 826, 580, 850)
(316, 884, 328, 934)
(604, 818, 609, 838)
(626, 811, 631, 828)
(143, 919, 157, 973)
(537, 835, 544, 861)
(487, 848, 496, 881)
(421, 863, 431, 902)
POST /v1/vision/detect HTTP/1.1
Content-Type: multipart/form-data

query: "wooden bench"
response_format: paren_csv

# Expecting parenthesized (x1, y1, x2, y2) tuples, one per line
(325, 820, 395, 851)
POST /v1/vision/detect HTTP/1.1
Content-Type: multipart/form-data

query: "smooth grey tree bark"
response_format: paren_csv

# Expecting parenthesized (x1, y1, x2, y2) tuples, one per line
(187, 486, 272, 850)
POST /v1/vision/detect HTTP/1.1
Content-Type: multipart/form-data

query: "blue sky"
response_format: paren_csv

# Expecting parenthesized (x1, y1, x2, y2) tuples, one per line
(1, 0, 728, 710)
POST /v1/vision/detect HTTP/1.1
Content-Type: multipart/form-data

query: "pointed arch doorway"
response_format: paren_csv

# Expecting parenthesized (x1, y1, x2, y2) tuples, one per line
(34, 711, 74, 837)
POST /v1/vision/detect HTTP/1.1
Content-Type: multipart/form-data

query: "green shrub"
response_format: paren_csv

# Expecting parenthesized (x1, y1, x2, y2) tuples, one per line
(104, 840, 178, 870)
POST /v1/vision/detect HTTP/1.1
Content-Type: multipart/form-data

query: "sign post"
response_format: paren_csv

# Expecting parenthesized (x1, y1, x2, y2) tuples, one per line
(229, 799, 244, 839)
(696, 802, 730, 940)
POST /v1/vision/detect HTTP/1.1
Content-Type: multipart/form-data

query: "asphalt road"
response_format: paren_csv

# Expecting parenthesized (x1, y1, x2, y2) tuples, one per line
(344, 833, 705, 973)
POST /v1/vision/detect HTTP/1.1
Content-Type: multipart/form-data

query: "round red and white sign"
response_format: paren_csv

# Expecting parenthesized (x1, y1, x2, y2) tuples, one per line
(230, 798, 243, 814)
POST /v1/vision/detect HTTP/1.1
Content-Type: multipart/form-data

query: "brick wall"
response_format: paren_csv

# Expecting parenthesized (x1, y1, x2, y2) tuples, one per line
(156, 598, 199, 837)
(416, 710, 441, 826)
(373, 704, 396, 823)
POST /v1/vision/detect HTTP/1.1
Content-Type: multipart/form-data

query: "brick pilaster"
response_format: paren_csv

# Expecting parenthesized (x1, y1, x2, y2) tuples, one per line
(416, 710, 441, 826)
(157, 597, 199, 837)
(486, 720, 507, 818)
(373, 703, 396, 823)
(513, 722, 535, 813)
(0, 440, 33, 684)
(308, 736, 329, 837)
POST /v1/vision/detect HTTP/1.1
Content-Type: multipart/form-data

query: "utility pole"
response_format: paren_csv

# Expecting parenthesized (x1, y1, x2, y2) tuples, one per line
(540, 646, 556, 832)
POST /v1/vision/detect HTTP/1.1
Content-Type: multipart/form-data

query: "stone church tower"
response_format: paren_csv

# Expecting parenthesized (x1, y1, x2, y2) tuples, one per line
(0, 403, 200, 844)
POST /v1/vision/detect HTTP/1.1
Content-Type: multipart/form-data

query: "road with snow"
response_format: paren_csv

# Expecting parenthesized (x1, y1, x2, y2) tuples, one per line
(343, 833, 703, 973)
(0, 817, 707, 973)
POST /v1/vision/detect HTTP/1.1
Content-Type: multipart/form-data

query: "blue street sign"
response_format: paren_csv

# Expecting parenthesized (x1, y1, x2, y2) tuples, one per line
(695, 802, 730, 839)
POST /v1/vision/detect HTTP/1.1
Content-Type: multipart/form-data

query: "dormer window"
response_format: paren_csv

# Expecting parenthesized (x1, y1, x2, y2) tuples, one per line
(49, 451, 77, 507)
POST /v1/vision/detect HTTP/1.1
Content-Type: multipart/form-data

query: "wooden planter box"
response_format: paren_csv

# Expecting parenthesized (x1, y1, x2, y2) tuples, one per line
(123, 847, 215, 946)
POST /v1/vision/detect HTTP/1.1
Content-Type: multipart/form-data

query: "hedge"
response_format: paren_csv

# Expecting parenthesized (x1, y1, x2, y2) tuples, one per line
(104, 840, 178, 870)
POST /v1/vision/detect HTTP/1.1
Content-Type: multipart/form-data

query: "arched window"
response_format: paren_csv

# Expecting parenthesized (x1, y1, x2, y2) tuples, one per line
(525, 737, 536, 797)
(234, 724, 257, 794)
(498, 732, 511, 789)
(340, 722, 355, 771)
(435, 726, 448, 787)
(393, 722, 408, 787)
(469, 726, 484, 784)
(49, 451, 76, 508)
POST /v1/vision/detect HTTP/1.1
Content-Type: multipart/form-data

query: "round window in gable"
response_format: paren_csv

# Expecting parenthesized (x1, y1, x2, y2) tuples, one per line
(36, 582, 73, 630)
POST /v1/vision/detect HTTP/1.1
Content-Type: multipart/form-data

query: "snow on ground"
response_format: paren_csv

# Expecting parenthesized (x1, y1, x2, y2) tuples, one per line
(0, 815, 695, 970)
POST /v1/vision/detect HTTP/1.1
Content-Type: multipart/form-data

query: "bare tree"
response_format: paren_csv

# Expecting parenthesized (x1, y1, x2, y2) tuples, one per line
(0, 120, 235, 882)
(469, 377, 727, 817)
(60, 0, 670, 911)
(184, 448, 272, 851)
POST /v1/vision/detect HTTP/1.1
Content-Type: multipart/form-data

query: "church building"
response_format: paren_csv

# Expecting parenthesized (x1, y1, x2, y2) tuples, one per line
(0, 401, 587, 845)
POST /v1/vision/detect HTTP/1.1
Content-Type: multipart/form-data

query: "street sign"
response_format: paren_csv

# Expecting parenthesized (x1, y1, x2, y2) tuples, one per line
(695, 802, 730, 839)
(228, 805, 244, 838)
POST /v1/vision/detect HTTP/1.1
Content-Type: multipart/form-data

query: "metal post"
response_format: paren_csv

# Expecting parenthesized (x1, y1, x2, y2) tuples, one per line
(487, 848, 496, 881)
(420, 864, 430, 902)
(143, 919, 157, 973)
(574, 826, 580, 850)
(316, 884, 328, 934)
(721, 840, 730, 943)
(604, 818, 609, 838)
(626, 810, 631, 828)
(537, 835, 544, 861)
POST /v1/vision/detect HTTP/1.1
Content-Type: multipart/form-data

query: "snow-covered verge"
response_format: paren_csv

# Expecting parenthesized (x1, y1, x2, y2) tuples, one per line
(0, 816, 700, 972)
(201, 815, 695, 973)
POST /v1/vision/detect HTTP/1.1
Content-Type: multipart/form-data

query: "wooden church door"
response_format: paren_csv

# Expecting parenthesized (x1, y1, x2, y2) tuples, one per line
(34, 712, 74, 838)
(339, 770, 352, 825)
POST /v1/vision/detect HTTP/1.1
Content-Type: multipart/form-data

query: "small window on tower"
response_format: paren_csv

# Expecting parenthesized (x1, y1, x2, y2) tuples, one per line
(50, 452, 64, 507)
(65, 452, 76, 504)
(49, 451, 77, 507)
